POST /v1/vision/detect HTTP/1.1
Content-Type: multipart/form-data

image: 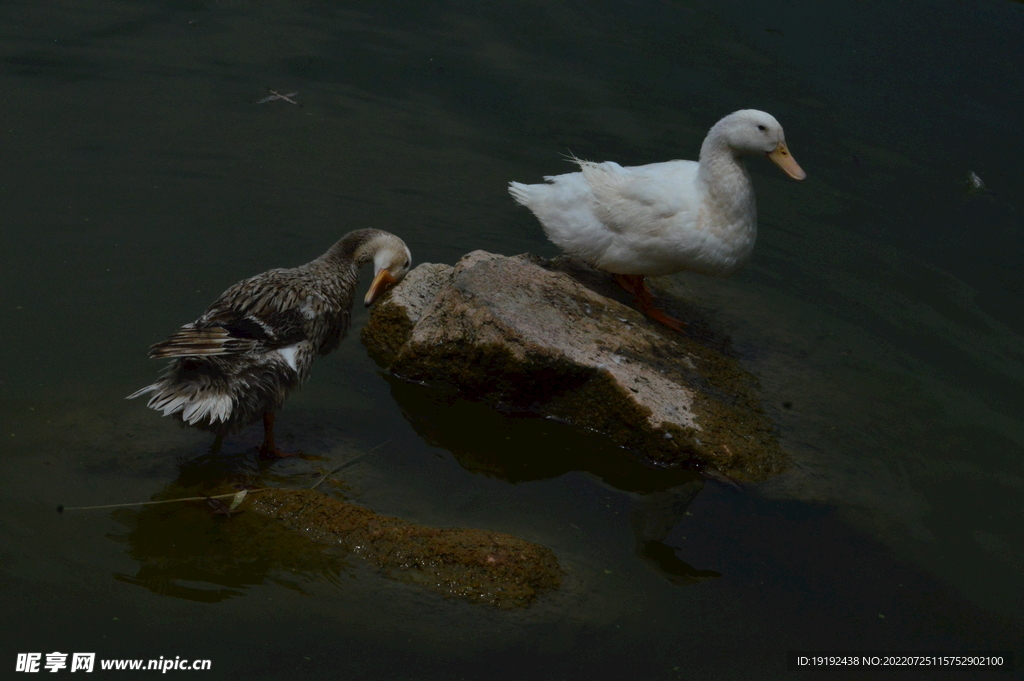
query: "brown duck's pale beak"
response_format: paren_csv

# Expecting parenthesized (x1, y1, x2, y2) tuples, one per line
(364, 269, 398, 307)
(767, 142, 807, 180)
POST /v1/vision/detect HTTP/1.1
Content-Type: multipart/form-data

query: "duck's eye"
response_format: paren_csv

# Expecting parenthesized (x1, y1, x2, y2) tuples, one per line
(403, 259, 410, 269)
(757, 124, 766, 131)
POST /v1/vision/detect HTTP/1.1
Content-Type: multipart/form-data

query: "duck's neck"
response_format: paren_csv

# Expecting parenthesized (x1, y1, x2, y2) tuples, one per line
(321, 229, 387, 269)
(697, 135, 756, 226)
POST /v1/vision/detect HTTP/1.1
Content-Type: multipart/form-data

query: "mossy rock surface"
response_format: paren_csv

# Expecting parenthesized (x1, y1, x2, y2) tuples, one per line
(246, 488, 563, 609)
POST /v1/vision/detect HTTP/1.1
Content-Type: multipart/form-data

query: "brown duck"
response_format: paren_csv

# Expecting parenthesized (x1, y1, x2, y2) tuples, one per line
(128, 229, 411, 457)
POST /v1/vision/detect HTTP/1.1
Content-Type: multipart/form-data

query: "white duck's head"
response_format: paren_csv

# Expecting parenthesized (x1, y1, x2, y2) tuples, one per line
(705, 109, 806, 180)
(364, 232, 412, 307)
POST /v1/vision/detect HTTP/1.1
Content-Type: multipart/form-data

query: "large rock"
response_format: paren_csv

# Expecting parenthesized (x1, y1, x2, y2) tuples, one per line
(362, 251, 787, 482)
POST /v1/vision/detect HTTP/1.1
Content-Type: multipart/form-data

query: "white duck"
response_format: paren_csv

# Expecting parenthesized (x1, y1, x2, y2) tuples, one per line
(509, 109, 806, 331)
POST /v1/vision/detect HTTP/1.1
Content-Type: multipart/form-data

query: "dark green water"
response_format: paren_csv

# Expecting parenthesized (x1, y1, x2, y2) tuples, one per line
(2, 1, 1022, 678)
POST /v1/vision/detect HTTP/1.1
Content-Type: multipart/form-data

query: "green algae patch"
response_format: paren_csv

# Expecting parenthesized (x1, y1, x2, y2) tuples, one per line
(363, 262, 451, 366)
(244, 488, 563, 609)
(361, 292, 416, 366)
(654, 334, 788, 480)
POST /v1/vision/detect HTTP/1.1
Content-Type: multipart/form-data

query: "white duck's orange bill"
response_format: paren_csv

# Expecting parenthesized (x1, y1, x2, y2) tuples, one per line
(768, 143, 807, 180)
(364, 269, 398, 307)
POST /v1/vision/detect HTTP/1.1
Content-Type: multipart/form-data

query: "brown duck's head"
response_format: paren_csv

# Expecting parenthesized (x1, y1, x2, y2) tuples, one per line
(364, 233, 413, 307)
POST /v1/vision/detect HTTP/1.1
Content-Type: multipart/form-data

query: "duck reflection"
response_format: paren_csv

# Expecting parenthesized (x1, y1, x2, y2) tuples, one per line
(384, 375, 721, 585)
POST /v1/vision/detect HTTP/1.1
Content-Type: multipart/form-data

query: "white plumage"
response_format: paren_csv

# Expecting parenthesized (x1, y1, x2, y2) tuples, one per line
(510, 109, 806, 330)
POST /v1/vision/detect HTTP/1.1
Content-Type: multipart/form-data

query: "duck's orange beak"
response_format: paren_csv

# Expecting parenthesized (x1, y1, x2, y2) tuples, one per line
(767, 142, 806, 180)
(364, 269, 398, 307)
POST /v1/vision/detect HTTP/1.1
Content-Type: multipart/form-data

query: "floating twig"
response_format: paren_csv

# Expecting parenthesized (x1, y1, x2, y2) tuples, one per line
(309, 440, 391, 490)
(58, 441, 391, 512)
(58, 489, 264, 514)
(256, 88, 301, 106)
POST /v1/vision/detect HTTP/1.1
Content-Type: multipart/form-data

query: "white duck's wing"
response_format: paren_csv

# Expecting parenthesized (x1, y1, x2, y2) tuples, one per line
(577, 159, 699, 239)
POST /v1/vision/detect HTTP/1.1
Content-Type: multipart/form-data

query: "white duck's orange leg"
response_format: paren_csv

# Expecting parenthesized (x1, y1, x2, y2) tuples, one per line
(614, 274, 686, 333)
(614, 273, 644, 298)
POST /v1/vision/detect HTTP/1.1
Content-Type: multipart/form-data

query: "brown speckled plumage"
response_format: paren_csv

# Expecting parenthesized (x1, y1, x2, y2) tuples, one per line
(128, 229, 411, 449)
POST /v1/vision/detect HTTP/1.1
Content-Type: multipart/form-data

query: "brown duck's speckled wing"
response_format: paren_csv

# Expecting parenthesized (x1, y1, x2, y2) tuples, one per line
(149, 268, 322, 360)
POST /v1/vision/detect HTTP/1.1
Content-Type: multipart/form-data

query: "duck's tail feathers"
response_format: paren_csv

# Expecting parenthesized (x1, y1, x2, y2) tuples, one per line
(128, 379, 235, 426)
(508, 181, 535, 208)
(560, 150, 585, 166)
(510, 153, 597, 208)
(148, 325, 258, 359)
(126, 384, 157, 400)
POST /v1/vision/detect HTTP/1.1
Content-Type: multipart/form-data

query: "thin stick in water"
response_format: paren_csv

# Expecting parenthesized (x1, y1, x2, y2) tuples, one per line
(309, 439, 391, 490)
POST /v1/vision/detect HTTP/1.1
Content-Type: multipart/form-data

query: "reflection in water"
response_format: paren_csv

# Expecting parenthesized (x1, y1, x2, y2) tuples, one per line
(631, 484, 722, 585)
(385, 375, 721, 584)
(384, 374, 700, 490)
(2, 0, 1023, 671)
(110, 470, 349, 603)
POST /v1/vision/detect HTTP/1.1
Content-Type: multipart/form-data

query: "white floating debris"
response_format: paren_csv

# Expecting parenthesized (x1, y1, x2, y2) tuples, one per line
(228, 489, 248, 511)
(967, 170, 986, 191)
(256, 89, 301, 105)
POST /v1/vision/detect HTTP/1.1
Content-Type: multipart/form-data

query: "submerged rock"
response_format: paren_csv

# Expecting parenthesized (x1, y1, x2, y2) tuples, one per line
(245, 488, 562, 608)
(362, 251, 787, 482)
(111, 481, 561, 608)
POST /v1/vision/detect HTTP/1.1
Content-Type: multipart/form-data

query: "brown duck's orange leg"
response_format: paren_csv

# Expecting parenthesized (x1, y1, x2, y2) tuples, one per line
(258, 412, 300, 459)
(614, 274, 686, 333)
